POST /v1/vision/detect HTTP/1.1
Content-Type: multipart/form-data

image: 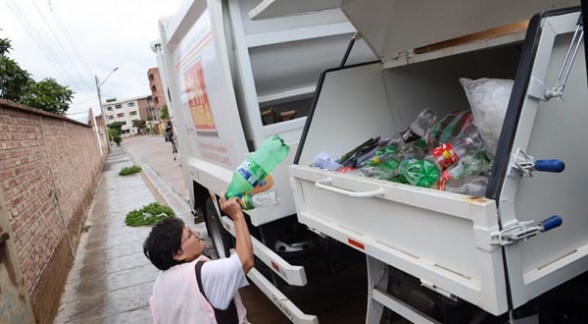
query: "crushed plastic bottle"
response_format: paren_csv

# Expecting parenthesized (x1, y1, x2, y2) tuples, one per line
(398, 141, 428, 160)
(437, 152, 490, 190)
(398, 158, 441, 188)
(239, 190, 280, 210)
(424, 110, 475, 150)
(428, 126, 484, 170)
(444, 175, 489, 196)
(359, 157, 401, 181)
(390, 108, 438, 145)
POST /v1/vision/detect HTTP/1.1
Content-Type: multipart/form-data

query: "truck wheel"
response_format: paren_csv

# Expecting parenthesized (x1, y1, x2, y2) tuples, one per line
(203, 196, 233, 259)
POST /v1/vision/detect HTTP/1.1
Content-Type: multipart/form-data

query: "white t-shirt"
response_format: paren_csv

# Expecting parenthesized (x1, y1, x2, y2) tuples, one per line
(200, 253, 249, 310)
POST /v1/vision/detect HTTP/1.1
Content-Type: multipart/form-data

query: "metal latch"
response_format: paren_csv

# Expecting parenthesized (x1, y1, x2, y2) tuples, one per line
(510, 149, 565, 177)
(490, 215, 562, 246)
(544, 15, 584, 100)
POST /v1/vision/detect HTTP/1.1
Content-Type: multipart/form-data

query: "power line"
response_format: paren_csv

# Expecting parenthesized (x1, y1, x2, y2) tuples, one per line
(7, 0, 94, 97)
(6, 0, 70, 84)
(50, 9, 94, 77)
(28, 0, 94, 90)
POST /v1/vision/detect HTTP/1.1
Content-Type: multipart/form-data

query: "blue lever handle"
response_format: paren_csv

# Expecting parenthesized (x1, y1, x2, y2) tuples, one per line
(539, 215, 563, 232)
(534, 159, 565, 173)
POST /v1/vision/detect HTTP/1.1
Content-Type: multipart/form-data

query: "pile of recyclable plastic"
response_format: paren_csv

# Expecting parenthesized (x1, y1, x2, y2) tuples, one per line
(311, 77, 513, 197)
(312, 108, 493, 196)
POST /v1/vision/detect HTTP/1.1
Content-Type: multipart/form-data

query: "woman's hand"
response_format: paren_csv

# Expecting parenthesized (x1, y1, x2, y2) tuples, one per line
(219, 193, 244, 221)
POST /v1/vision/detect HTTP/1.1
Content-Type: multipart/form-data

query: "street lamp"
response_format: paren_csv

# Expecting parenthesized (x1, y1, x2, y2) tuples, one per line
(95, 67, 119, 151)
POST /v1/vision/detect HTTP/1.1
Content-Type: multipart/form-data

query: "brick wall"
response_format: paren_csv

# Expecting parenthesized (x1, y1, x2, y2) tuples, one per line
(0, 99, 104, 323)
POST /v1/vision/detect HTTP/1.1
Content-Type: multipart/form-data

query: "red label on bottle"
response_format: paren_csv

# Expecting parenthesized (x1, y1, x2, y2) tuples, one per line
(436, 170, 453, 190)
(431, 143, 459, 170)
(337, 166, 356, 173)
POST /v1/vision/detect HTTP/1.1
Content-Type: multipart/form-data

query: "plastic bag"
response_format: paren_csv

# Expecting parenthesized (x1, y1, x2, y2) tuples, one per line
(459, 78, 514, 158)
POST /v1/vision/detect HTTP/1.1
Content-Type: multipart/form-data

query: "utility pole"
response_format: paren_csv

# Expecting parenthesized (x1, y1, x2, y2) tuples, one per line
(94, 75, 110, 151)
(95, 67, 119, 152)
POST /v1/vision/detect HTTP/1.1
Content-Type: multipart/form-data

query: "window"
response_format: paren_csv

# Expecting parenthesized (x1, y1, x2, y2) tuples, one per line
(129, 111, 138, 116)
(115, 104, 122, 109)
(151, 85, 156, 92)
(116, 113, 124, 118)
(106, 106, 113, 111)
(127, 102, 135, 107)
(108, 116, 114, 120)
(154, 97, 159, 104)
(149, 74, 155, 81)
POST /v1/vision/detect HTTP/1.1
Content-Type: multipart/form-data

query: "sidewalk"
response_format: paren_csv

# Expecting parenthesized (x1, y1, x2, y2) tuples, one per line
(53, 145, 205, 323)
(54, 136, 288, 323)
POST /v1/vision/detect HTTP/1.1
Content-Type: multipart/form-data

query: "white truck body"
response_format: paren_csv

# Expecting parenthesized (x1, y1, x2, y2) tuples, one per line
(290, 0, 588, 322)
(157, 0, 375, 322)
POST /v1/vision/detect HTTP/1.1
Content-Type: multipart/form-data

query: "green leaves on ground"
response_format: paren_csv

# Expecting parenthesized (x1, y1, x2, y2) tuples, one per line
(125, 202, 175, 226)
(119, 165, 142, 176)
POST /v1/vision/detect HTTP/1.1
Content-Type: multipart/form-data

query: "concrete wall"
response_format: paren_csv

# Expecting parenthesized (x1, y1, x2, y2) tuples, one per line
(0, 99, 104, 323)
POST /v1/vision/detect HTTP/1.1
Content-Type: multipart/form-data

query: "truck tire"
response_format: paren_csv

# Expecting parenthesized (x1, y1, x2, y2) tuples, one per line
(203, 196, 233, 259)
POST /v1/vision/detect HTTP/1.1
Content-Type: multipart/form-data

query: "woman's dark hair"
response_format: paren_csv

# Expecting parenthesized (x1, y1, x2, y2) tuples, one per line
(143, 217, 184, 270)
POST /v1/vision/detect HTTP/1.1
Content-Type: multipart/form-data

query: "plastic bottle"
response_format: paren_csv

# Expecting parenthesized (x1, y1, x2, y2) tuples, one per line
(398, 158, 441, 188)
(389, 108, 437, 145)
(437, 152, 489, 190)
(397, 141, 428, 160)
(360, 157, 401, 180)
(226, 135, 290, 198)
(444, 176, 489, 196)
(428, 126, 484, 170)
(239, 190, 280, 210)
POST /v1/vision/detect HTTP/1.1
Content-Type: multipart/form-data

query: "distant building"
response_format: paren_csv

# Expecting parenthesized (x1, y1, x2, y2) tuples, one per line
(104, 96, 151, 135)
(148, 67, 167, 110)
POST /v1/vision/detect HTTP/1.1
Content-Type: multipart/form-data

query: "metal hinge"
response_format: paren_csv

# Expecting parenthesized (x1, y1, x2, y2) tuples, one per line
(510, 149, 536, 177)
(490, 216, 562, 246)
(544, 15, 584, 100)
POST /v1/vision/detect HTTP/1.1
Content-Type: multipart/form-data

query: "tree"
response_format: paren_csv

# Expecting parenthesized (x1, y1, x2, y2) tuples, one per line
(132, 119, 147, 134)
(160, 105, 169, 120)
(0, 37, 73, 114)
(19, 78, 73, 114)
(107, 121, 124, 146)
(107, 121, 125, 131)
(0, 38, 30, 102)
(132, 119, 146, 129)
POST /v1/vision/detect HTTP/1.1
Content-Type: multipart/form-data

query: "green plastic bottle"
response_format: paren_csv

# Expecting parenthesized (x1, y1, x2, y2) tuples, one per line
(398, 158, 441, 188)
(225, 135, 290, 198)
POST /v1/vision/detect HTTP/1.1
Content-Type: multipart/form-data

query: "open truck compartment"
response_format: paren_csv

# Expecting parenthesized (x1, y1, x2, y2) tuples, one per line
(290, 6, 588, 316)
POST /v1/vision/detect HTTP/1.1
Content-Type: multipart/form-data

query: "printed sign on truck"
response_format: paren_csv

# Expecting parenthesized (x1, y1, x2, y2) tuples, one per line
(172, 7, 248, 169)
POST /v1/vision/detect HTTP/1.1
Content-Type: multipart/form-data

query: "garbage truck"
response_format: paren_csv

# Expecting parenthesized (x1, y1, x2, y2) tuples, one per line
(156, 0, 588, 322)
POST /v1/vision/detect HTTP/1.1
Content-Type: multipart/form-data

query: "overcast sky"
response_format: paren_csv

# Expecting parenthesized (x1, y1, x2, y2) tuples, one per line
(0, 0, 182, 120)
